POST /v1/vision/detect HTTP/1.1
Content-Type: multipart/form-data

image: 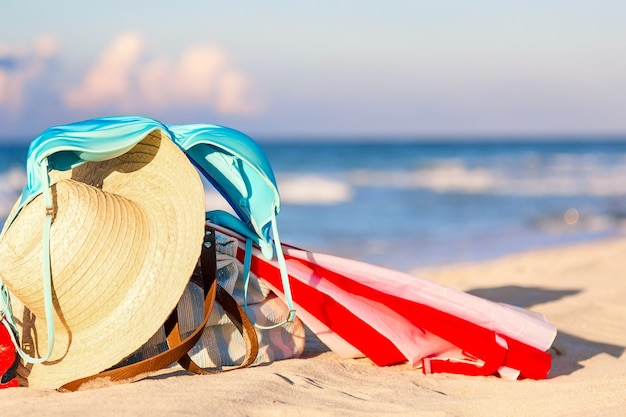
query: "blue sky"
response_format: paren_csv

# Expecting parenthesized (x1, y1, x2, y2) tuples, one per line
(2, 1, 626, 141)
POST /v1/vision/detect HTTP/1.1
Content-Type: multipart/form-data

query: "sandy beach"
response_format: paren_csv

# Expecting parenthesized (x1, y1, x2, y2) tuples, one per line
(1, 237, 625, 417)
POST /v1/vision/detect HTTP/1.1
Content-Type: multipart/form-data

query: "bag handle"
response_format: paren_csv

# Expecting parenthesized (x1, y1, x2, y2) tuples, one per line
(173, 285, 259, 374)
(171, 226, 259, 374)
(59, 227, 258, 391)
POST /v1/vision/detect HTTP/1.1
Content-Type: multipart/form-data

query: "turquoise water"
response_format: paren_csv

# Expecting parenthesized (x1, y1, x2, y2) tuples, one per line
(2, 139, 626, 270)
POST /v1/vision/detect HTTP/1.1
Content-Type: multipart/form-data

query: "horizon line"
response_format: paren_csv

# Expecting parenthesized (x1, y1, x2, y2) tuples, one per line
(3, 131, 626, 145)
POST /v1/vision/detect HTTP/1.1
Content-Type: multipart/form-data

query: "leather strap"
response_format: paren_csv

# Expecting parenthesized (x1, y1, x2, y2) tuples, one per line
(170, 227, 259, 374)
(175, 286, 259, 374)
(59, 226, 255, 391)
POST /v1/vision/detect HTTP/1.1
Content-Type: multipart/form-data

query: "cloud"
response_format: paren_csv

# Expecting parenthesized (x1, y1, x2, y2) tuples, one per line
(65, 32, 262, 115)
(0, 35, 60, 114)
(64, 32, 144, 110)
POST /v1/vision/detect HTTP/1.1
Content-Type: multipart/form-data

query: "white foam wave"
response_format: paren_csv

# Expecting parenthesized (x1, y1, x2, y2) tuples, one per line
(351, 162, 496, 193)
(277, 175, 353, 205)
(203, 175, 353, 209)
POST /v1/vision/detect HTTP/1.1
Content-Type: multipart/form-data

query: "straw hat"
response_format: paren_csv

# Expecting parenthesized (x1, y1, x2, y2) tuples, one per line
(0, 129, 206, 389)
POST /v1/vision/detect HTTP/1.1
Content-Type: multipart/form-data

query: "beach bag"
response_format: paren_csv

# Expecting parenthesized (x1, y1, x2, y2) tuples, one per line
(120, 229, 305, 369)
(180, 230, 305, 367)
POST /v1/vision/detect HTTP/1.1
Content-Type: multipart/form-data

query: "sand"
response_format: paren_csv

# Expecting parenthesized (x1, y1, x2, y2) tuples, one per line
(1, 237, 625, 416)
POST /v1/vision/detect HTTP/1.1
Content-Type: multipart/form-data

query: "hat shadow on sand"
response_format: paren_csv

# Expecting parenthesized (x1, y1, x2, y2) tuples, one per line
(466, 285, 625, 378)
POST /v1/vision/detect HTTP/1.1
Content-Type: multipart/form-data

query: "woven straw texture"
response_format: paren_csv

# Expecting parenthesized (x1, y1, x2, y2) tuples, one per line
(0, 130, 205, 389)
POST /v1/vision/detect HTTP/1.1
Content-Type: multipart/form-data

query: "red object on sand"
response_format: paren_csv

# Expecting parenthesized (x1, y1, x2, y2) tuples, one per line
(211, 222, 556, 380)
(0, 322, 19, 388)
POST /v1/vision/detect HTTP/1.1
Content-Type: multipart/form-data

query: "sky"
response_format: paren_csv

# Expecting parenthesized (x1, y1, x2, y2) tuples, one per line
(1, 1, 626, 142)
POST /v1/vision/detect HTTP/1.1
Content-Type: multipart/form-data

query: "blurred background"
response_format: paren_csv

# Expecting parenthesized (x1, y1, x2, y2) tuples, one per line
(2, 1, 626, 270)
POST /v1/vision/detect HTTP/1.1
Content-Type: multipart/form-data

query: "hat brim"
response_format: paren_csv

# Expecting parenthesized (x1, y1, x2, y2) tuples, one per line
(1, 130, 205, 389)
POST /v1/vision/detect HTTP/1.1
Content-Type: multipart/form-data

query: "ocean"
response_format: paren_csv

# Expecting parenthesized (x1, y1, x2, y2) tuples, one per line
(2, 139, 626, 271)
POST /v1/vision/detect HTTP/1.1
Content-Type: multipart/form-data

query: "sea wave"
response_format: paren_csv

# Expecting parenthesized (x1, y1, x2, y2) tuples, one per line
(348, 158, 626, 197)
(276, 175, 353, 205)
